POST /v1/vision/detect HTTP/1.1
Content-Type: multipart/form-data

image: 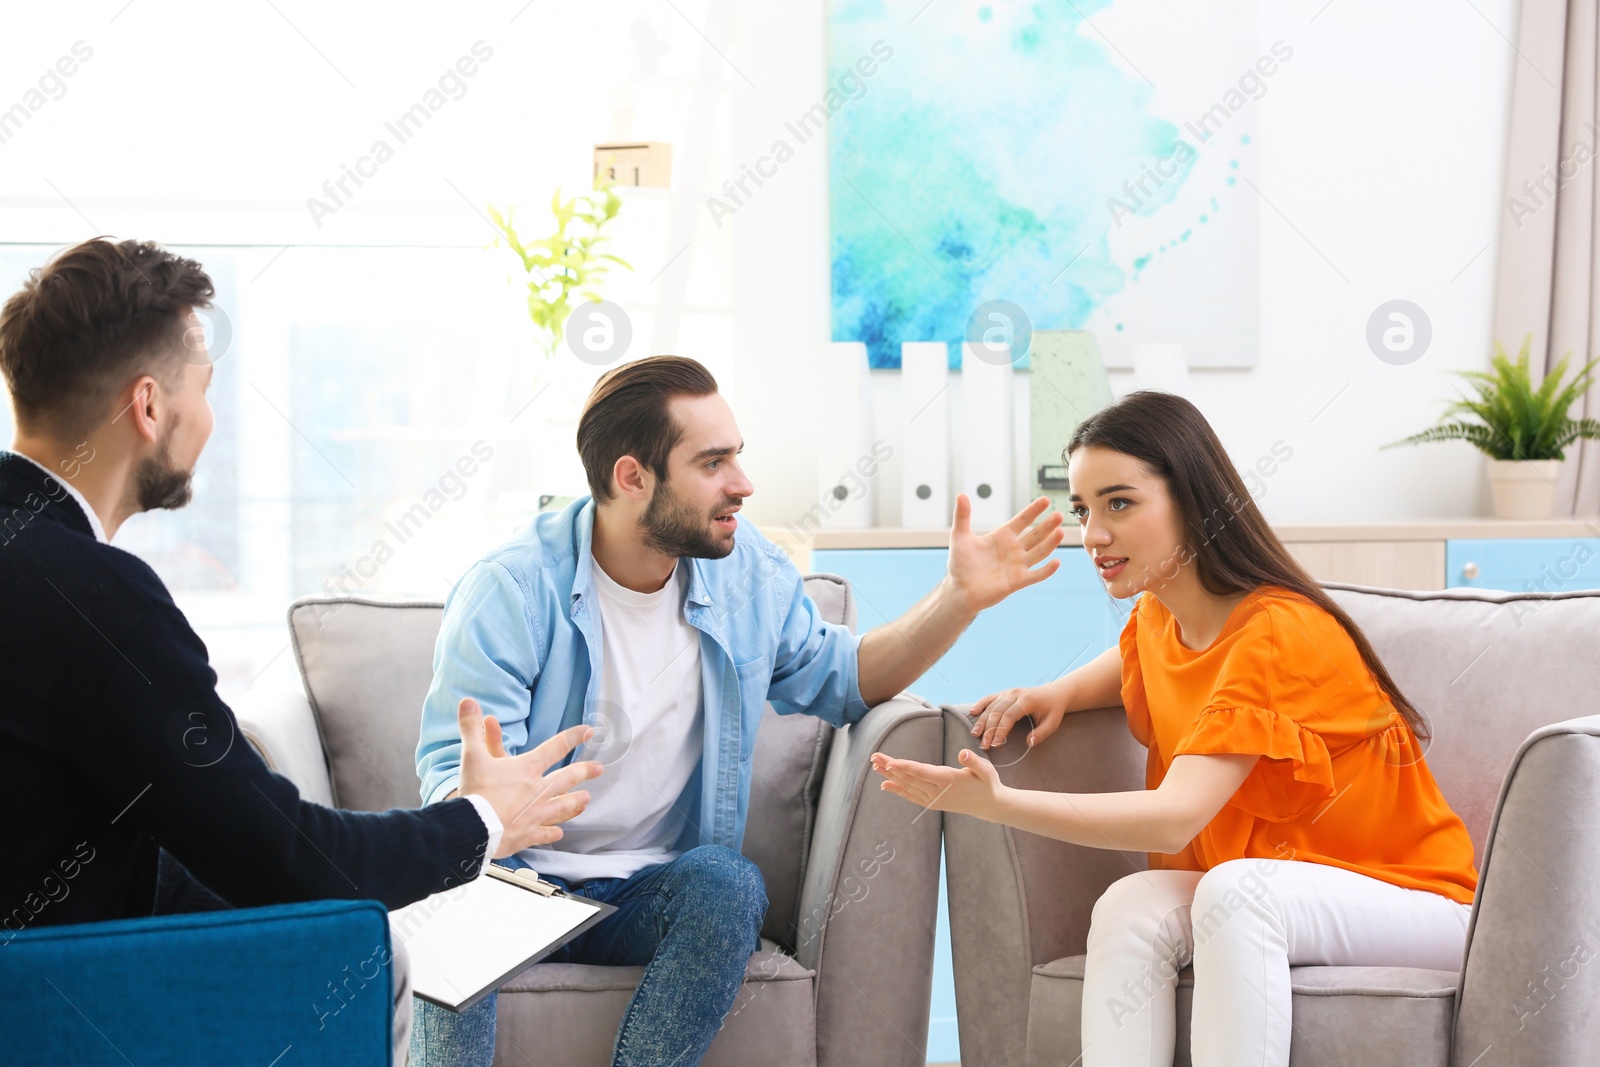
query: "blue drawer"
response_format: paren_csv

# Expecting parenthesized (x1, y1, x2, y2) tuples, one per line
(1446, 538, 1600, 593)
(812, 547, 1129, 707)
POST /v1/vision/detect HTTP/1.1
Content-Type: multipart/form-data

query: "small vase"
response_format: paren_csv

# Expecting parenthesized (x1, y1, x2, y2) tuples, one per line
(1487, 458, 1562, 519)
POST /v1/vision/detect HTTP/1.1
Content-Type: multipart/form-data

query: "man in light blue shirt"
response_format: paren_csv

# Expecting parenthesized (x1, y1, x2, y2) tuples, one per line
(412, 356, 1066, 1067)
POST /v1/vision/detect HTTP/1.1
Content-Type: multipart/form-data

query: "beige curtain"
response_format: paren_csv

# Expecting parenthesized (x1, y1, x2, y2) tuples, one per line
(1493, 0, 1600, 515)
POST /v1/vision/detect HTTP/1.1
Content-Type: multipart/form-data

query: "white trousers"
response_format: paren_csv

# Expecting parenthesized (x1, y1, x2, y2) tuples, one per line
(1080, 858, 1472, 1067)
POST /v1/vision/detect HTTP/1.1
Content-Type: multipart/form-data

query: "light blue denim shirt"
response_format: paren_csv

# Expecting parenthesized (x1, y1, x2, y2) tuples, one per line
(415, 495, 872, 853)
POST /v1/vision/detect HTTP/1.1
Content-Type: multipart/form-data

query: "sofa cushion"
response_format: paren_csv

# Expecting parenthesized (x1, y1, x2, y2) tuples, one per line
(1321, 583, 1600, 860)
(289, 598, 442, 813)
(1026, 955, 1456, 1067)
(494, 939, 816, 1066)
(286, 573, 853, 951)
(742, 573, 853, 950)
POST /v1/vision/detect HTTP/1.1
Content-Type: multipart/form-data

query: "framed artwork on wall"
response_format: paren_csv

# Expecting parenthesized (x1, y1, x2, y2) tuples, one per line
(827, 0, 1268, 371)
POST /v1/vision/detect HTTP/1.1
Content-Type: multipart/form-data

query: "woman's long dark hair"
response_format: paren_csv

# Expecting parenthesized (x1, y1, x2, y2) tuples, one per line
(1066, 390, 1429, 739)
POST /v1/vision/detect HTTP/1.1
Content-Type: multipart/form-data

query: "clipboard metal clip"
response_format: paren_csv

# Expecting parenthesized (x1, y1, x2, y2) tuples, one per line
(486, 863, 566, 897)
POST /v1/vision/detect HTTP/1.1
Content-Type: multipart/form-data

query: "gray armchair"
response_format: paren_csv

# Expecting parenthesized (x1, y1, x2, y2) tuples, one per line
(942, 582, 1600, 1066)
(234, 574, 944, 1067)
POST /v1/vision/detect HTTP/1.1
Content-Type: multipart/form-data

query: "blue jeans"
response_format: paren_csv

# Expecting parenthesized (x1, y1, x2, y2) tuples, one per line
(410, 845, 767, 1067)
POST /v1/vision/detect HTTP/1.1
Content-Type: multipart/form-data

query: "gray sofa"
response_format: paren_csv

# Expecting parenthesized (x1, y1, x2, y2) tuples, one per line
(942, 582, 1600, 1066)
(234, 574, 944, 1067)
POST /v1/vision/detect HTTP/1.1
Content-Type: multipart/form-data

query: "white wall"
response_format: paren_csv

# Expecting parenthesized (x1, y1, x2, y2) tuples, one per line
(726, 0, 1520, 531)
(0, 0, 1521, 531)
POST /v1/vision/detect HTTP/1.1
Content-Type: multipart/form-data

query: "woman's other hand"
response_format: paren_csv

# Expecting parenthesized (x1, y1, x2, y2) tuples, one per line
(968, 685, 1065, 750)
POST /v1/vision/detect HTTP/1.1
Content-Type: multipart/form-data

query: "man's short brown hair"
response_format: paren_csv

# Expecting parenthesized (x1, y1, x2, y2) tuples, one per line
(576, 355, 720, 502)
(0, 237, 214, 441)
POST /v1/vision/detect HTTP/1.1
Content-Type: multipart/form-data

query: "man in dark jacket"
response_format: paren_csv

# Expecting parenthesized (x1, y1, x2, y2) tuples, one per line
(0, 237, 602, 1062)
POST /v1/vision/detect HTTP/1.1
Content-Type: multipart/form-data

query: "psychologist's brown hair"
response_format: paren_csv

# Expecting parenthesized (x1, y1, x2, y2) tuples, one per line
(0, 237, 213, 441)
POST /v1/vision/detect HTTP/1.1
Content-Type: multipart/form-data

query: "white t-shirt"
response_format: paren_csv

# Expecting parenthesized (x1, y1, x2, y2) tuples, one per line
(517, 558, 704, 882)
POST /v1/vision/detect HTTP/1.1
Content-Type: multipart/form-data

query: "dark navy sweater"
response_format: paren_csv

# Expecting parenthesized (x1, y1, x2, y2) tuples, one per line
(0, 451, 487, 933)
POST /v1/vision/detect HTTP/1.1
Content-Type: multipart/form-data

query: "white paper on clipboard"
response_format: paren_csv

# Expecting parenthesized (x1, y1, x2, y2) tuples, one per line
(389, 864, 616, 1012)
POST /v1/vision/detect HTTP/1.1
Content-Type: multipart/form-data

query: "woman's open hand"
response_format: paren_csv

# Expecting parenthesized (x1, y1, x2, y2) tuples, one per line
(870, 749, 1006, 821)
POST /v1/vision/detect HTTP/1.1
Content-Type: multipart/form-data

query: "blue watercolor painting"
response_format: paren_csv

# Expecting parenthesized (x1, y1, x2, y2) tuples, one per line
(828, 0, 1232, 369)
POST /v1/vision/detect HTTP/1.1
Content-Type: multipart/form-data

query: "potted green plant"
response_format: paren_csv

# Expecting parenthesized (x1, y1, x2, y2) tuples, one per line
(483, 177, 634, 512)
(486, 176, 631, 361)
(1382, 334, 1600, 519)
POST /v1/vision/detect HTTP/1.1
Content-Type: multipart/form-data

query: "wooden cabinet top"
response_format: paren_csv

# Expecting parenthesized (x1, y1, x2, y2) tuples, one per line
(802, 518, 1600, 550)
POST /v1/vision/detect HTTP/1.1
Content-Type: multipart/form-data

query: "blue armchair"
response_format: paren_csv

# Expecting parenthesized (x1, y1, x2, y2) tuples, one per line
(2, 899, 396, 1066)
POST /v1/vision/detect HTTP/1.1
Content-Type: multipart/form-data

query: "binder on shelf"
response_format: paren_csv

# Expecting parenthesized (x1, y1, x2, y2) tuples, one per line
(815, 342, 875, 529)
(959, 342, 1014, 529)
(1133, 341, 1189, 394)
(1029, 331, 1115, 514)
(900, 342, 951, 528)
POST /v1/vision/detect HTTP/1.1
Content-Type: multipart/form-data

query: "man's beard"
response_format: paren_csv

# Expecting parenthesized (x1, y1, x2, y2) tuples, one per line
(639, 480, 737, 560)
(135, 433, 194, 512)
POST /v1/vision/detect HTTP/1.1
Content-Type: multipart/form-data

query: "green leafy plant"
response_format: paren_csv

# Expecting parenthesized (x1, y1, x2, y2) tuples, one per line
(487, 177, 631, 357)
(1381, 333, 1600, 461)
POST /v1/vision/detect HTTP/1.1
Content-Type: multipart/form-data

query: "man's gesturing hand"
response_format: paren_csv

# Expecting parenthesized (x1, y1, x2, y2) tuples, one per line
(456, 697, 603, 859)
(945, 494, 1065, 614)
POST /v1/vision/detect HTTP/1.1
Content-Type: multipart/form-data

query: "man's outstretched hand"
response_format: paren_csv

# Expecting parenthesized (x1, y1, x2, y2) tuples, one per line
(456, 697, 602, 858)
(946, 494, 1065, 614)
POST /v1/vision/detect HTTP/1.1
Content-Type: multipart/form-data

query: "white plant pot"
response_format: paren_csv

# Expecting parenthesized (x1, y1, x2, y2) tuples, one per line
(1487, 458, 1562, 519)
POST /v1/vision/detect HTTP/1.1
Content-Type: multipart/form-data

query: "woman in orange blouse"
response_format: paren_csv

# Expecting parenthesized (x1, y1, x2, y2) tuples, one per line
(873, 390, 1478, 1067)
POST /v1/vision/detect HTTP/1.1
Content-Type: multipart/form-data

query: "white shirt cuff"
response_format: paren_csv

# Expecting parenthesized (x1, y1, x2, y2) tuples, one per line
(463, 793, 504, 865)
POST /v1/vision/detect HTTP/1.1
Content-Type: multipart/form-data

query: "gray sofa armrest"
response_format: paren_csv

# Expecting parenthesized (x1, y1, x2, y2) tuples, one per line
(1454, 714, 1600, 1065)
(942, 702, 1146, 1067)
(797, 693, 943, 1067)
(233, 685, 336, 807)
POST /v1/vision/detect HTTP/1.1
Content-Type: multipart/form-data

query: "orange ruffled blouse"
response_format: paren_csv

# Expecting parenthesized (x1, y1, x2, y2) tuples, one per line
(1119, 583, 1478, 905)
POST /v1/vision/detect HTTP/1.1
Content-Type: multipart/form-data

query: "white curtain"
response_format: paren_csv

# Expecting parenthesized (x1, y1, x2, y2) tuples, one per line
(1493, 0, 1600, 515)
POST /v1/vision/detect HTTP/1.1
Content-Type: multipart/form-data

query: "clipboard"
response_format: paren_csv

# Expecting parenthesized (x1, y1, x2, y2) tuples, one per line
(389, 863, 617, 1012)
